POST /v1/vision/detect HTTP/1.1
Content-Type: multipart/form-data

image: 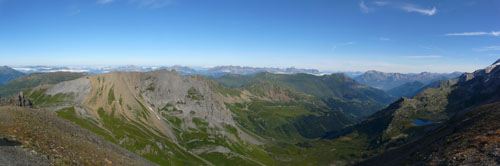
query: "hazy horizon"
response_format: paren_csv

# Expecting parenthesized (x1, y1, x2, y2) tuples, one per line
(4, 63, 474, 74)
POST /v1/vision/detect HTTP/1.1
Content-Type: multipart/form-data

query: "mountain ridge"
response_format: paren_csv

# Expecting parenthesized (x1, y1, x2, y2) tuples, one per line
(0, 66, 25, 86)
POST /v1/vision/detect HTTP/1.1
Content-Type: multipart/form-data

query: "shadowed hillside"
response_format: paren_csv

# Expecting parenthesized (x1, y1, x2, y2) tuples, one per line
(359, 102, 500, 166)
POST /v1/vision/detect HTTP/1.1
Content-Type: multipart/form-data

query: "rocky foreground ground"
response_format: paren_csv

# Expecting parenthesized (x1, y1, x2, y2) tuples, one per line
(359, 102, 500, 166)
(0, 106, 154, 166)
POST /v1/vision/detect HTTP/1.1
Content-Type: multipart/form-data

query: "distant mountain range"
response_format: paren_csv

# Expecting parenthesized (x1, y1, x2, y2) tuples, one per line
(354, 70, 463, 90)
(11, 65, 321, 77)
(12, 65, 154, 74)
(354, 70, 463, 98)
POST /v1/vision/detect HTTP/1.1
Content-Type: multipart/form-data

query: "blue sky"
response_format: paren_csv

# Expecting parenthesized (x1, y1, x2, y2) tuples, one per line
(0, 0, 499, 73)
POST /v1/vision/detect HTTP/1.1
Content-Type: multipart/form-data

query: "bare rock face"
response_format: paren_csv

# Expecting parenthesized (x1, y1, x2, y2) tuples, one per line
(16, 91, 33, 108)
(46, 77, 92, 104)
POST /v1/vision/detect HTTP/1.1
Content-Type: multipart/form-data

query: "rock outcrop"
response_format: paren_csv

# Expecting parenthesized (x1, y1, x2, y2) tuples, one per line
(16, 92, 33, 108)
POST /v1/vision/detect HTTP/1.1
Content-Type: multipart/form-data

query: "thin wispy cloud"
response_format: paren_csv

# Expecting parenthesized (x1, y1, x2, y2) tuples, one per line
(332, 42, 355, 51)
(445, 31, 500, 37)
(362, 1, 437, 16)
(477, 46, 500, 52)
(404, 55, 442, 59)
(401, 4, 436, 16)
(359, 1, 373, 13)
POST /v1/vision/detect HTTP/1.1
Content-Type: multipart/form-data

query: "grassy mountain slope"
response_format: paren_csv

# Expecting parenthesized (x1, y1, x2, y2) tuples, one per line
(197, 75, 386, 165)
(209, 72, 397, 142)
(0, 72, 84, 97)
(0, 66, 24, 86)
(0, 106, 153, 165)
(198, 73, 397, 165)
(220, 82, 354, 141)
(214, 72, 395, 120)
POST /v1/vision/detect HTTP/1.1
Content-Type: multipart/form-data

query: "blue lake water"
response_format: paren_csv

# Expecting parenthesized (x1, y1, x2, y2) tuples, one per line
(412, 119, 436, 126)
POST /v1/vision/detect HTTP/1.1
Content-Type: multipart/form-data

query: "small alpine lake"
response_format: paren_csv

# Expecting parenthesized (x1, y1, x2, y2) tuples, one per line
(412, 119, 436, 126)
